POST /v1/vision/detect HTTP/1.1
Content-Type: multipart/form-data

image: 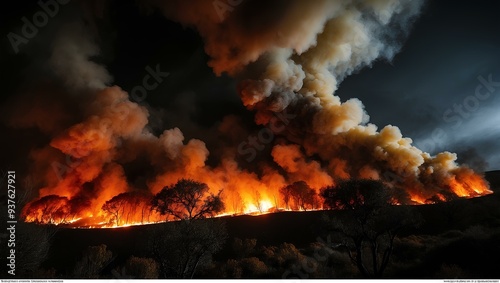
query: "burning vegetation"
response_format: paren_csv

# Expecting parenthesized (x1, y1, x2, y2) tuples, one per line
(16, 0, 492, 228)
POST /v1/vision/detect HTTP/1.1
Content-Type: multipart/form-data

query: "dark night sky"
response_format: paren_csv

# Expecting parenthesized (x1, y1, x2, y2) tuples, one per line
(1, 0, 499, 172)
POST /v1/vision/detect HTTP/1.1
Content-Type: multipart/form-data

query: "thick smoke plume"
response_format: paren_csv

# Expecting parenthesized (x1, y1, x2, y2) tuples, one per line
(147, 0, 490, 199)
(18, 0, 491, 227)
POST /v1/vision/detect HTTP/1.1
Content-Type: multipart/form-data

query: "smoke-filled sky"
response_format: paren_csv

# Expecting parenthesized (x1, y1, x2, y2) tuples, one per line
(1, 0, 499, 174)
(0, 0, 498, 216)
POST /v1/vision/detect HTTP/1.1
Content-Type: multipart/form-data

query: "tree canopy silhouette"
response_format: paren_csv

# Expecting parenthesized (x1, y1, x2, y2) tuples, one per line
(321, 179, 421, 278)
(280, 181, 317, 211)
(151, 179, 224, 220)
(149, 219, 227, 278)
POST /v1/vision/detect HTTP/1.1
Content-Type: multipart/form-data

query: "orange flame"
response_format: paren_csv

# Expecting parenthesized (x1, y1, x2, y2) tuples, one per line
(21, 172, 493, 229)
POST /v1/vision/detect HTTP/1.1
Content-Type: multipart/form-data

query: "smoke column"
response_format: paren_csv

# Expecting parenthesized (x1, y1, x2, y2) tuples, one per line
(18, 0, 491, 226)
(146, 0, 490, 200)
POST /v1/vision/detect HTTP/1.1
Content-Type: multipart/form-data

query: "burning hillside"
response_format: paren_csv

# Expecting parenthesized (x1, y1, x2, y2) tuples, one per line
(12, 0, 492, 228)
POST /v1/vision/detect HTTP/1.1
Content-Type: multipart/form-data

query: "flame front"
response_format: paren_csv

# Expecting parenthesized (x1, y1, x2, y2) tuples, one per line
(21, 164, 492, 229)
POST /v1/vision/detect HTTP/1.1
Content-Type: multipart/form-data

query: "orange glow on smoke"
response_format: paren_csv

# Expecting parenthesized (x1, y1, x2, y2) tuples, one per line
(18, 86, 493, 229)
(13, 0, 497, 231)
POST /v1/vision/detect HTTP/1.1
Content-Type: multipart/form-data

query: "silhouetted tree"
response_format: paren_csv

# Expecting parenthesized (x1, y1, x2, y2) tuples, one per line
(321, 179, 421, 278)
(121, 256, 159, 279)
(253, 190, 264, 213)
(135, 193, 155, 224)
(209, 242, 305, 279)
(280, 185, 291, 209)
(102, 192, 153, 225)
(102, 195, 126, 226)
(239, 257, 269, 278)
(148, 219, 227, 278)
(232, 238, 257, 259)
(121, 192, 153, 224)
(280, 181, 316, 211)
(151, 179, 224, 220)
(221, 259, 243, 278)
(21, 195, 71, 224)
(229, 192, 244, 215)
(67, 196, 92, 222)
(260, 242, 305, 276)
(73, 244, 113, 278)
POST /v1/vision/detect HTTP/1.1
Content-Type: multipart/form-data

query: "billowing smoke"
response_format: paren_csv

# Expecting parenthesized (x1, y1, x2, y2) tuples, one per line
(17, 0, 491, 227)
(49, 22, 113, 92)
(146, 0, 490, 200)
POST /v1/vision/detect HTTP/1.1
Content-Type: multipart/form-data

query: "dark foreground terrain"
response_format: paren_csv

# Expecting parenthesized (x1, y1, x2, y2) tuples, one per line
(11, 171, 500, 279)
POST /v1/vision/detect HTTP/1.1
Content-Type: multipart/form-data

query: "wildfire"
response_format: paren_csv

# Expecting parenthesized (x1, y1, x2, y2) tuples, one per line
(243, 200, 274, 215)
(409, 194, 427, 205)
(449, 169, 491, 197)
(13, 1, 494, 230)
(21, 172, 493, 229)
